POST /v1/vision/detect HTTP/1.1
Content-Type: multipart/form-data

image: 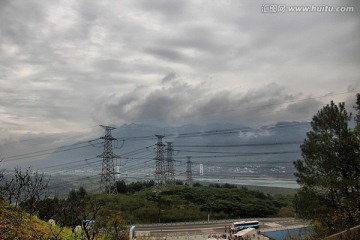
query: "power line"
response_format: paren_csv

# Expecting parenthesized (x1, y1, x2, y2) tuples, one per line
(0, 106, 318, 192)
(36, 157, 99, 171)
(174, 141, 303, 148)
(117, 136, 158, 141)
(2, 139, 102, 162)
(174, 149, 299, 155)
(119, 145, 156, 157)
(109, 121, 310, 142)
(47, 174, 100, 191)
(173, 150, 300, 160)
(111, 89, 357, 126)
(200, 160, 296, 164)
(196, 89, 360, 122)
(0, 126, 101, 147)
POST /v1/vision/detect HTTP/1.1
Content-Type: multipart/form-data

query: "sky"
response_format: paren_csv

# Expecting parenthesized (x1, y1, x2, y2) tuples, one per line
(0, 0, 360, 153)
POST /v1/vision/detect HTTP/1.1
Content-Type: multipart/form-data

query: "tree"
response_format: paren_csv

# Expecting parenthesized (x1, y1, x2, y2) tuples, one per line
(0, 158, 8, 201)
(35, 197, 63, 221)
(22, 170, 50, 218)
(96, 211, 129, 240)
(355, 93, 360, 134)
(62, 187, 88, 228)
(0, 167, 49, 213)
(113, 180, 127, 193)
(0, 156, 4, 195)
(294, 96, 360, 236)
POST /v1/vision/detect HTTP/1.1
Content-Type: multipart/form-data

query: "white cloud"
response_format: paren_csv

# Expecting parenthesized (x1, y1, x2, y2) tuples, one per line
(0, 0, 358, 146)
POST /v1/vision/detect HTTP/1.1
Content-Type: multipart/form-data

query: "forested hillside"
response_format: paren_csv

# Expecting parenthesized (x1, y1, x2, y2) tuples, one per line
(0, 178, 293, 239)
(32, 182, 294, 225)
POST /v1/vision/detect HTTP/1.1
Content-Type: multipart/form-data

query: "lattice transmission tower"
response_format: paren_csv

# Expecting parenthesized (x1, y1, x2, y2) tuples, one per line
(166, 142, 175, 184)
(154, 135, 166, 186)
(98, 125, 119, 194)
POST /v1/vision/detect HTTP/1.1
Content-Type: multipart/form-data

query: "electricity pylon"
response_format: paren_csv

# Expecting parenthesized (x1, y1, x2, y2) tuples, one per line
(166, 142, 175, 184)
(98, 125, 119, 194)
(154, 135, 165, 186)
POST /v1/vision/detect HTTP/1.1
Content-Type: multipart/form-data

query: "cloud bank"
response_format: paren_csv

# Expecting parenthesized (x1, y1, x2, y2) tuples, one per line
(0, 0, 359, 146)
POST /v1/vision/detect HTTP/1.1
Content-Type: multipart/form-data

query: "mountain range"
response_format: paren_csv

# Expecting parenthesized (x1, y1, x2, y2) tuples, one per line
(19, 121, 310, 188)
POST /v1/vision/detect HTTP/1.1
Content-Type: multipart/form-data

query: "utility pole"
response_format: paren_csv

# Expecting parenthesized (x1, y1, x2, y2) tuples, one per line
(154, 135, 165, 186)
(166, 142, 175, 184)
(186, 156, 193, 186)
(98, 125, 119, 194)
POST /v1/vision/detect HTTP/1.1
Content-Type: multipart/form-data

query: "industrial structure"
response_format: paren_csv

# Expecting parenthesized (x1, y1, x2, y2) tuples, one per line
(98, 125, 119, 194)
(154, 135, 166, 186)
(165, 142, 175, 184)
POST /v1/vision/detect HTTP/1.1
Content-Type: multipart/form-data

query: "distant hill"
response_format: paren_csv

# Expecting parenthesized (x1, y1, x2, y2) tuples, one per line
(10, 121, 310, 190)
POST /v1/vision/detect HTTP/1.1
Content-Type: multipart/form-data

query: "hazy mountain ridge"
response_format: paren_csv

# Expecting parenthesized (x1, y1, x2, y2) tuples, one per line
(0, 122, 311, 191)
(23, 122, 308, 178)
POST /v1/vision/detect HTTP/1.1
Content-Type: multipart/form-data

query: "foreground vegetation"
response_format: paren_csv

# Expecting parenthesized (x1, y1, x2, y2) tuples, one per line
(2, 93, 359, 239)
(34, 182, 294, 225)
(0, 199, 75, 239)
(294, 94, 360, 238)
(0, 181, 293, 239)
(0, 192, 129, 240)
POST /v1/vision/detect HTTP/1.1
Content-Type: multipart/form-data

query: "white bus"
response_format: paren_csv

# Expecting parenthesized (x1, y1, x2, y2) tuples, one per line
(231, 220, 259, 231)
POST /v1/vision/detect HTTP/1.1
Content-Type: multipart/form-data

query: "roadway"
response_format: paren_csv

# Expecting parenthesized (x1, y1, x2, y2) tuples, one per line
(135, 218, 308, 237)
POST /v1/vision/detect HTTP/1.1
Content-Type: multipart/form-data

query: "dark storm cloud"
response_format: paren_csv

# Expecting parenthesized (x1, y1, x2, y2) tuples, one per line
(77, 1, 99, 22)
(0, 1, 45, 44)
(97, 77, 320, 127)
(137, 0, 187, 20)
(145, 47, 186, 62)
(285, 98, 323, 118)
(94, 79, 204, 125)
(161, 72, 176, 84)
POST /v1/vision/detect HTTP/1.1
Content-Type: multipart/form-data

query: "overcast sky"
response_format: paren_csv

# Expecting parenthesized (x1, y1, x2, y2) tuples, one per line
(0, 0, 359, 148)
